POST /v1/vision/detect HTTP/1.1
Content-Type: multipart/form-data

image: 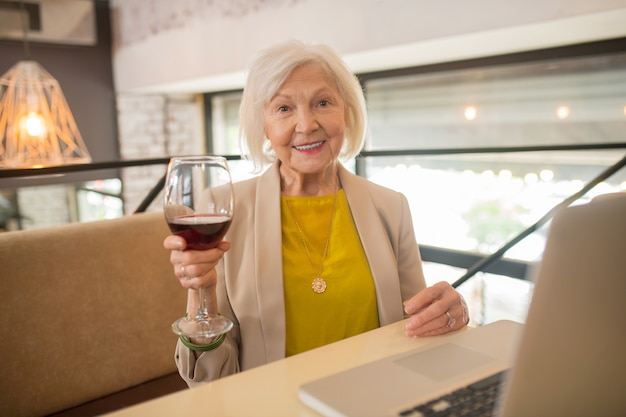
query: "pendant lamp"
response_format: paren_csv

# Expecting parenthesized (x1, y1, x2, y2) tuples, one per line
(0, 60, 92, 169)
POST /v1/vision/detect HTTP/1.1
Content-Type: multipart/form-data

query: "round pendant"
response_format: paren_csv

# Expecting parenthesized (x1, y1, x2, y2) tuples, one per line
(312, 277, 327, 294)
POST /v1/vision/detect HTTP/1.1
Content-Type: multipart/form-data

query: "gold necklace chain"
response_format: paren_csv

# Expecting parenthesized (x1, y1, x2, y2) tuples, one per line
(285, 191, 338, 294)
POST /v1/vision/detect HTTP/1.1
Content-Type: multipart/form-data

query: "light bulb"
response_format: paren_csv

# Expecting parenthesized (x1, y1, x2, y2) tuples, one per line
(21, 112, 47, 138)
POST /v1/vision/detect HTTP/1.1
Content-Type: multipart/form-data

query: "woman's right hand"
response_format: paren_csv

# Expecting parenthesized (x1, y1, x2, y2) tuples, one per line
(163, 235, 231, 291)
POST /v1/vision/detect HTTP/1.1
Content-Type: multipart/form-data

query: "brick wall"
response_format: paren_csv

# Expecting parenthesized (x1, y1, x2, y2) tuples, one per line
(116, 93, 205, 214)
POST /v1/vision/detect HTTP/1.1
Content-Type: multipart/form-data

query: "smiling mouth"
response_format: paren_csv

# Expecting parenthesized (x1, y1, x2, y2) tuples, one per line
(293, 141, 325, 151)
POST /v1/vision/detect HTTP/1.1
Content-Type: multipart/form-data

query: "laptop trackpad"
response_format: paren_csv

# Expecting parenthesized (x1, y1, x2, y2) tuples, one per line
(394, 343, 495, 381)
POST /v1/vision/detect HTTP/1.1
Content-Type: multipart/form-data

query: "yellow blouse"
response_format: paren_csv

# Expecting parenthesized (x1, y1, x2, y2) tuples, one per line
(281, 189, 380, 357)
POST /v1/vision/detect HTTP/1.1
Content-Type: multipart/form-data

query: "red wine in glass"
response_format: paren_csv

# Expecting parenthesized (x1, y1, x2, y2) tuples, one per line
(167, 214, 232, 250)
(164, 155, 235, 339)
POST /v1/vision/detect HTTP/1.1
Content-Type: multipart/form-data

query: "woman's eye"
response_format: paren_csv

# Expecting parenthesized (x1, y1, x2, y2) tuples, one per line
(318, 100, 329, 107)
(278, 105, 289, 112)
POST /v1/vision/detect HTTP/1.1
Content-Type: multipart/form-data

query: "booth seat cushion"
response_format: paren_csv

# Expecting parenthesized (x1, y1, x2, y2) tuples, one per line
(0, 212, 187, 417)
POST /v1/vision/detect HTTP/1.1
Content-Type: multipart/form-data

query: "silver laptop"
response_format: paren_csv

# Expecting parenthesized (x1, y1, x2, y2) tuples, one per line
(299, 193, 626, 417)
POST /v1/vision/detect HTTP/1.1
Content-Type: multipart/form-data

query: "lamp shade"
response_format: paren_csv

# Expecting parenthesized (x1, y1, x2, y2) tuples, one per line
(0, 60, 91, 168)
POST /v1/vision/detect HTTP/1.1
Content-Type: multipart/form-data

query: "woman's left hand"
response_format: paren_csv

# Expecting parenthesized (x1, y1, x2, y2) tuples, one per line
(403, 281, 469, 337)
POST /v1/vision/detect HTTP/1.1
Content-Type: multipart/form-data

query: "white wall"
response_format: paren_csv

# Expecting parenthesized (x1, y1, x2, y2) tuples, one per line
(110, 0, 626, 94)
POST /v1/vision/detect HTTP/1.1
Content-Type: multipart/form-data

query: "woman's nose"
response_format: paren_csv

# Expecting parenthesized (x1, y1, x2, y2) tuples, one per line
(295, 108, 319, 133)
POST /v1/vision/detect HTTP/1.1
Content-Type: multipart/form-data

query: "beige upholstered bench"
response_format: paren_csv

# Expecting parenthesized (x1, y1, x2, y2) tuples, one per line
(0, 212, 188, 417)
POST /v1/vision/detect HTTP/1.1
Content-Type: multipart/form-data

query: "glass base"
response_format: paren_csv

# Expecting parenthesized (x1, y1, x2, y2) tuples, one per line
(172, 314, 233, 339)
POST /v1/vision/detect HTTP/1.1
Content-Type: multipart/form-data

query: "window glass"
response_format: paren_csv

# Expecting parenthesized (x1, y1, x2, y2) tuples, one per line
(211, 92, 243, 155)
(364, 52, 626, 259)
(77, 179, 124, 222)
(361, 151, 625, 260)
(365, 53, 626, 150)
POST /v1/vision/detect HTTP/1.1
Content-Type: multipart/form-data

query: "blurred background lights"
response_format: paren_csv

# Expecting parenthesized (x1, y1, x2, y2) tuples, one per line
(540, 169, 554, 182)
(524, 172, 539, 185)
(556, 105, 570, 119)
(498, 169, 512, 180)
(464, 106, 477, 120)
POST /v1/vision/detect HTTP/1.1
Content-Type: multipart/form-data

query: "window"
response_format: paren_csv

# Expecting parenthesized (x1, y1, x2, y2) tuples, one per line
(361, 50, 626, 323)
(365, 53, 626, 150)
(362, 52, 626, 255)
(76, 179, 124, 222)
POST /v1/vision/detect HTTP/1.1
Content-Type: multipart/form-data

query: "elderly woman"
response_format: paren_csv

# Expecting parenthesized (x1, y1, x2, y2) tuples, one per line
(164, 39, 469, 386)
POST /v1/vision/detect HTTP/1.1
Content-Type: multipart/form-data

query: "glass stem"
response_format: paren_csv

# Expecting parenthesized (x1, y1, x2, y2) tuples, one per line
(196, 287, 209, 320)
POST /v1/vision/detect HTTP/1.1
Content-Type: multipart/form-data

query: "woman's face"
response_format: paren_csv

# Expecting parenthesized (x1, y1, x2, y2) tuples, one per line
(264, 63, 346, 178)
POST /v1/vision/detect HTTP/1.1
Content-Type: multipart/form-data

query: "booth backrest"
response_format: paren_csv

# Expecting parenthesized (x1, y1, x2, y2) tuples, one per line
(0, 212, 187, 417)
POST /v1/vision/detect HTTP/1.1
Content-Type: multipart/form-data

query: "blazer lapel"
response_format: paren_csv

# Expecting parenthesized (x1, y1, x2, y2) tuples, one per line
(253, 163, 287, 362)
(339, 166, 404, 325)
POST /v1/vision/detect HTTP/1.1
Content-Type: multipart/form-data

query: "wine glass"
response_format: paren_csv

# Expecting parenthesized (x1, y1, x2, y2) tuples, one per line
(164, 155, 235, 339)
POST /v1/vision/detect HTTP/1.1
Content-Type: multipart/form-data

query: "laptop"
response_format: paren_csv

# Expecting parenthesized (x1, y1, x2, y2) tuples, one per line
(299, 193, 626, 417)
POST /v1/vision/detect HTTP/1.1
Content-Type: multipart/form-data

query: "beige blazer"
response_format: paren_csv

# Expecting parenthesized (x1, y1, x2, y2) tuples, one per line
(176, 162, 427, 386)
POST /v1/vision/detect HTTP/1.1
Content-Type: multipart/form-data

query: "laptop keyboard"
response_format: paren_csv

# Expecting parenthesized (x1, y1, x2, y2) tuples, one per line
(397, 371, 506, 417)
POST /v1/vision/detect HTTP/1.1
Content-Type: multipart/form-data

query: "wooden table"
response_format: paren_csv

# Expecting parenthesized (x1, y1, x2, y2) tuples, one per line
(103, 320, 468, 417)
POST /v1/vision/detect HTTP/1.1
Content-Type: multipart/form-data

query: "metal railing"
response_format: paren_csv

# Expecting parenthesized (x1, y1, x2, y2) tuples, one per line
(2, 144, 625, 286)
